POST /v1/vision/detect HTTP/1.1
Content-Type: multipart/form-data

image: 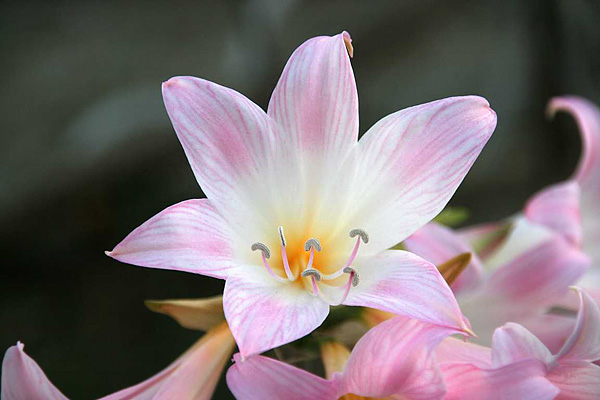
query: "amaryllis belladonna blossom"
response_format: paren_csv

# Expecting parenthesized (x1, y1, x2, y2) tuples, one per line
(106, 31, 497, 357)
(227, 316, 463, 399)
(437, 287, 600, 399)
(1, 322, 235, 400)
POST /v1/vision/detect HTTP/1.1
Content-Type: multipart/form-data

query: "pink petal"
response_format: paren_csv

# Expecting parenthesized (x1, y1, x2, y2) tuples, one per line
(548, 96, 600, 188)
(100, 322, 235, 400)
(1, 343, 68, 400)
(442, 360, 559, 400)
(549, 96, 600, 265)
(547, 360, 600, 400)
(524, 180, 582, 246)
(342, 316, 453, 398)
(491, 323, 555, 368)
(435, 337, 492, 368)
(223, 268, 329, 357)
(486, 235, 590, 312)
(403, 222, 484, 293)
(555, 288, 600, 362)
(520, 313, 577, 354)
(162, 76, 276, 211)
(226, 354, 338, 400)
(344, 250, 472, 336)
(349, 96, 497, 254)
(267, 31, 358, 168)
(106, 199, 236, 279)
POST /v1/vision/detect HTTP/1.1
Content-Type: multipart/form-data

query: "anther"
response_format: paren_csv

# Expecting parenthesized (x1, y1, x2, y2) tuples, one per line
(301, 269, 322, 281)
(251, 242, 271, 258)
(278, 226, 286, 247)
(304, 238, 322, 252)
(349, 228, 369, 244)
(343, 267, 360, 287)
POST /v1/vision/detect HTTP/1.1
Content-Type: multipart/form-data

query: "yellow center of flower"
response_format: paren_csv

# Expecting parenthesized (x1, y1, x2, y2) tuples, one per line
(251, 226, 368, 304)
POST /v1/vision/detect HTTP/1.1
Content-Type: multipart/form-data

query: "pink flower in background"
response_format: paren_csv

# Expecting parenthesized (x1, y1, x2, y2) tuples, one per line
(403, 218, 590, 347)
(437, 288, 600, 399)
(227, 316, 462, 399)
(1, 322, 235, 400)
(106, 31, 496, 356)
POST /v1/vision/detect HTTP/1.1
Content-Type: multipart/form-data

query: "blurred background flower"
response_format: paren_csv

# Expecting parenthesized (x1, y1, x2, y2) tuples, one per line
(1, 1, 599, 398)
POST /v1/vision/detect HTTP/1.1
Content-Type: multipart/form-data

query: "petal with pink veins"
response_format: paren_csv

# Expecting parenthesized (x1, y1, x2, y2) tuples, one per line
(486, 235, 590, 312)
(342, 316, 454, 399)
(1, 342, 68, 400)
(435, 337, 492, 368)
(223, 267, 329, 358)
(491, 323, 555, 368)
(346, 96, 496, 254)
(162, 76, 278, 215)
(226, 354, 338, 400)
(343, 250, 472, 334)
(524, 180, 582, 246)
(555, 287, 600, 362)
(403, 222, 484, 293)
(546, 360, 600, 400)
(106, 199, 237, 279)
(442, 360, 559, 400)
(267, 31, 358, 173)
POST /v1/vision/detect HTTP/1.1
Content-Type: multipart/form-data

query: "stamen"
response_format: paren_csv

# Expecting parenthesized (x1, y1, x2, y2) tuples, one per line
(278, 226, 295, 281)
(251, 242, 287, 283)
(278, 226, 287, 247)
(251, 242, 271, 259)
(313, 268, 356, 306)
(349, 228, 369, 244)
(301, 269, 322, 281)
(304, 238, 322, 252)
(321, 229, 369, 281)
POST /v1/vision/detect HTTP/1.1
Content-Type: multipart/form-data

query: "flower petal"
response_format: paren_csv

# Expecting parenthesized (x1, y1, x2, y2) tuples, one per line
(524, 181, 582, 246)
(348, 96, 496, 254)
(226, 354, 338, 400)
(491, 323, 555, 368)
(457, 221, 511, 260)
(267, 31, 358, 168)
(1, 342, 68, 400)
(100, 322, 235, 400)
(342, 316, 453, 398)
(520, 313, 576, 354)
(548, 96, 600, 188)
(223, 268, 329, 357)
(547, 360, 600, 400)
(144, 295, 224, 331)
(106, 199, 237, 279)
(344, 250, 472, 335)
(441, 360, 559, 400)
(403, 222, 484, 293)
(549, 96, 600, 265)
(162, 76, 277, 213)
(486, 234, 590, 312)
(555, 287, 600, 362)
(436, 337, 492, 368)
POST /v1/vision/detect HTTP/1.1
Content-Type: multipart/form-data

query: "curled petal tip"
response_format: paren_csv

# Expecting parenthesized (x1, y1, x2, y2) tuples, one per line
(104, 250, 113, 257)
(342, 31, 353, 58)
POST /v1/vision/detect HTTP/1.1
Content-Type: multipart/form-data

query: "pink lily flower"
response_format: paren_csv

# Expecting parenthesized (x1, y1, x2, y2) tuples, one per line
(226, 316, 464, 399)
(402, 218, 590, 346)
(1, 322, 235, 400)
(106, 31, 496, 357)
(437, 287, 600, 399)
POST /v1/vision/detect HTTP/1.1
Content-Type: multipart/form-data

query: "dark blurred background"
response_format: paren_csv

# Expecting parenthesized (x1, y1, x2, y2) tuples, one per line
(1, 0, 599, 398)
